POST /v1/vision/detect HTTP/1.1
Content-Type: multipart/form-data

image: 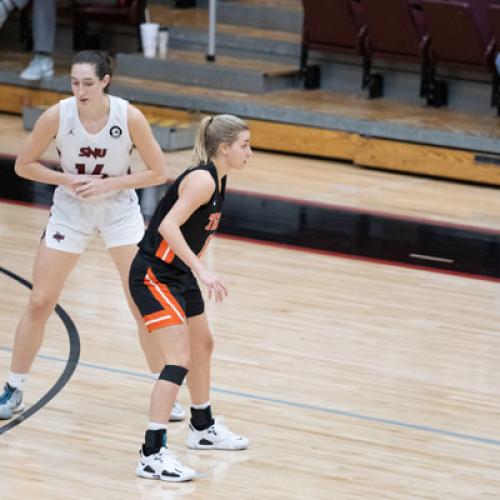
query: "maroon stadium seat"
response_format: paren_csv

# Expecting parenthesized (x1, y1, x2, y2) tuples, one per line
(489, 2, 500, 113)
(421, 0, 495, 107)
(359, 0, 431, 99)
(73, 0, 147, 51)
(300, 0, 368, 89)
(422, 0, 494, 69)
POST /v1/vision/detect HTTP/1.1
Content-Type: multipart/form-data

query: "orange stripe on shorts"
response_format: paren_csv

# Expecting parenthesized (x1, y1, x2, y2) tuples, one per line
(143, 267, 185, 332)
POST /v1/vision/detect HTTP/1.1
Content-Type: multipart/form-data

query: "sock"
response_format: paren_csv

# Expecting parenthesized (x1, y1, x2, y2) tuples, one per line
(8, 372, 27, 391)
(143, 427, 167, 456)
(148, 421, 166, 431)
(190, 402, 214, 431)
(191, 400, 210, 410)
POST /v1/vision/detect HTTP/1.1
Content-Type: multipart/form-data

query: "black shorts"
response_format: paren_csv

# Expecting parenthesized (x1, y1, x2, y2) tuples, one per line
(129, 253, 204, 332)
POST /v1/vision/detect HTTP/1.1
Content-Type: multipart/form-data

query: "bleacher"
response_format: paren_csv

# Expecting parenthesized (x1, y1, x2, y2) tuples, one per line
(0, 0, 500, 185)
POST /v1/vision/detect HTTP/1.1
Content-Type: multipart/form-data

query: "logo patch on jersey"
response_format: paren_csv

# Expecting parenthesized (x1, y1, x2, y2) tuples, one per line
(78, 146, 107, 159)
(110, 126, 122, 138)
(53, 232, 65, 242)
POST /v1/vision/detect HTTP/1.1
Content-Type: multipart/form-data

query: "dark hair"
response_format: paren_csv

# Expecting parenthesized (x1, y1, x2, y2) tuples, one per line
(71, 50, 113, 91)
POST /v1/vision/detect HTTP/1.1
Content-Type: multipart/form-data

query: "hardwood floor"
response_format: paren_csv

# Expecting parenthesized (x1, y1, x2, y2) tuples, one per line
(1, 202, 500, 499)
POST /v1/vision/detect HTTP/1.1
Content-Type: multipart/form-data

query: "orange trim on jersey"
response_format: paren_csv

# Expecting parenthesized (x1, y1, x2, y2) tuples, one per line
(155, 239, 175, 263)
(143, 267, 185, 332)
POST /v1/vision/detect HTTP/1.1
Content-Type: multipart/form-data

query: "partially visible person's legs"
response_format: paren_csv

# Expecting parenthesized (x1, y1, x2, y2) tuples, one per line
(108, 244, 186, 422)
(0, 0, 30, 29)
(0, 243, 80, 419)
(185, 312, 249, 451)
(20, 0, 56, 80)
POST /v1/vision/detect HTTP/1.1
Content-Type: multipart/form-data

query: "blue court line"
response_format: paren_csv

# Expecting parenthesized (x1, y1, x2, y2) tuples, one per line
(2, 346, 500, 447)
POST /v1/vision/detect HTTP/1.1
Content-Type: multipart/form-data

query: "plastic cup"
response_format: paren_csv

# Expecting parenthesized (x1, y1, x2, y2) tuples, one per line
(158, 29, 169, 58)
(140, 23, 160, 58)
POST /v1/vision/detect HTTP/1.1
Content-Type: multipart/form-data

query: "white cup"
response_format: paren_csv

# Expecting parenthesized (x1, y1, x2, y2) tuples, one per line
(158, 29, 169, 58)
(140, 22, 160, 58)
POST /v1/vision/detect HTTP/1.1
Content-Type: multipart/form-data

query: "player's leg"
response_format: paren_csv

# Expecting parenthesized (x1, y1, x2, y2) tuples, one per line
(128, 256, 195, 481)
(0, 243, 80, 419)
(184, 288, 249, 451)
(136, 324, 195, 482)
(107, 243, 186, 421)
(185, 312, 212, 405)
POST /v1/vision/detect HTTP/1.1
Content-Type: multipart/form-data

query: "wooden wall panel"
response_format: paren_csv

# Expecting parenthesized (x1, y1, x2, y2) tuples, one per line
(354, 138, 500, 185)
(247, 119, 361, 160)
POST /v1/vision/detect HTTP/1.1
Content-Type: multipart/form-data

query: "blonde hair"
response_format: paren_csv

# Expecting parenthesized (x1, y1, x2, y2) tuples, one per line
(192, 114, 248, 165)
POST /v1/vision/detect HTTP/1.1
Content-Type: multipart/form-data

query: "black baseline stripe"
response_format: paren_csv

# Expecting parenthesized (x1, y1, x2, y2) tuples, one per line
(0, 266, 80, 434)
(2, 156, 500, 279)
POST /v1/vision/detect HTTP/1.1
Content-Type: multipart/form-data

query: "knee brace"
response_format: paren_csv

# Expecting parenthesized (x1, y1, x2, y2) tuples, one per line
(159, 365, 188, 386)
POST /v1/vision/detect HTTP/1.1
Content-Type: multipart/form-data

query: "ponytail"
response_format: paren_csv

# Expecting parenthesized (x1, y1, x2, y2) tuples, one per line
(192, 114, 248, 165)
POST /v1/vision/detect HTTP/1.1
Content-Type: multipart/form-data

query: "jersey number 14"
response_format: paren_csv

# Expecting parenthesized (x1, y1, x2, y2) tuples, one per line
(75, 164, 104, 175)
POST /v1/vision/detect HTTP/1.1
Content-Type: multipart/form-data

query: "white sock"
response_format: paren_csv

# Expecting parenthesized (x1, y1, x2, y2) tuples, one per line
(148, 421, 167, 431)
(152, 372, 160, 379)
(191, 400, 210, 410)
(8, 372, 28, 391)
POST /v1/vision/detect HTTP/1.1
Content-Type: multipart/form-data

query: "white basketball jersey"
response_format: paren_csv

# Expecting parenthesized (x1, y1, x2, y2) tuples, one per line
(55, 95, 133, 196)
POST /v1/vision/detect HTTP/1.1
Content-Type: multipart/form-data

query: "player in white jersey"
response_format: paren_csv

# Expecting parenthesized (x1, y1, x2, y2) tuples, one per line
(0, 50, 185, 422)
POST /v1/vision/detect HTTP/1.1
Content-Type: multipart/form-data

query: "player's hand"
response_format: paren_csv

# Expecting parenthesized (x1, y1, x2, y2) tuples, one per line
(196, 266, 228, 303)
(65, 174, 103, 196)
(73, 176, 109, 198)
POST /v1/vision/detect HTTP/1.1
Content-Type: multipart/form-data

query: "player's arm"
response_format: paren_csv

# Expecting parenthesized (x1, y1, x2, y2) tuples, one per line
(15, 104, 73, 187)
(104, 104, 168, 191)
(158, 170, 228, 302)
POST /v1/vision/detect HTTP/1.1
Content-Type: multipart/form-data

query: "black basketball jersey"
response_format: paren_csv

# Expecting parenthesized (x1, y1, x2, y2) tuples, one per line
(138, 161, 226, 273)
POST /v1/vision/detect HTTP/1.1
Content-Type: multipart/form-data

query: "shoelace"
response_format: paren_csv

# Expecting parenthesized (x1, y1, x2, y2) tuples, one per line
(158, 448, 182, 469)
(209, 416, 240, 439)
(0, 385, 14, 404)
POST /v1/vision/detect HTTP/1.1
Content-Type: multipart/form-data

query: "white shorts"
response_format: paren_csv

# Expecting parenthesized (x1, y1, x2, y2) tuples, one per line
(43, 187, 145, 254)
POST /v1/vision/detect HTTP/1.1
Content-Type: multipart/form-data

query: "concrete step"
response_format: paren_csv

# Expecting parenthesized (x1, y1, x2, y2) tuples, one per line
(148, 3, 301, 61)
(115, 49, 300, 93)
(218, 0, 302, 33)
(168, 25, 301, 62)
(22, 106, 197, 151)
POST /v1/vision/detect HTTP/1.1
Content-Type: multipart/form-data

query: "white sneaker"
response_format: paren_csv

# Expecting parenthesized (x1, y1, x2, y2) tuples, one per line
(20, 55, 54, 81)
(0, 383, 24, 420)
(136, 447, 196, 482)
(170, 401, 186, 422)
(187, 416, 249, 450)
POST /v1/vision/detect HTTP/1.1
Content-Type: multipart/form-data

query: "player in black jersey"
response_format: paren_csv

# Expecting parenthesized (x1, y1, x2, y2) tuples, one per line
(130, 114, 252, 482)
